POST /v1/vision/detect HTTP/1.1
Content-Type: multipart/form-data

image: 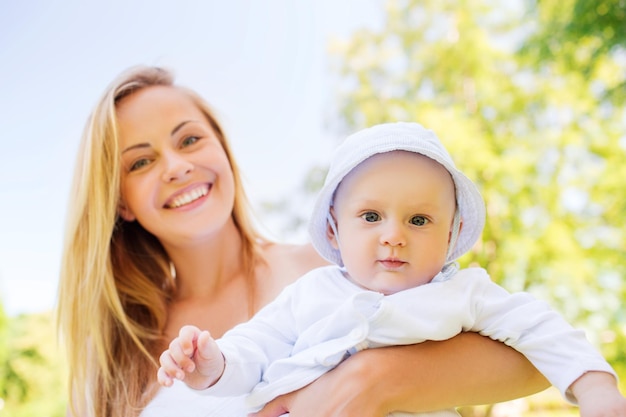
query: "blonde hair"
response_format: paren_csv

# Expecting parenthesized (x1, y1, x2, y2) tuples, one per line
(57, 66, 265, 417)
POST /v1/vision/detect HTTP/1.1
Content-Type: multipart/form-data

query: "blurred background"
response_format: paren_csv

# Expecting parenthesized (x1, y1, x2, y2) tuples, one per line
(1, 0, 624, 415)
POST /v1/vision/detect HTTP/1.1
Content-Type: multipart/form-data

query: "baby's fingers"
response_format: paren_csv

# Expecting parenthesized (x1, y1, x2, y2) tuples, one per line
(165, 337, 196, 373)
(157, 350, 186, 386)
(193, 331, 225, 379)
(197, 330, 221, 361)
(157, 364, 177, 387)
(178, 325, 202, 356)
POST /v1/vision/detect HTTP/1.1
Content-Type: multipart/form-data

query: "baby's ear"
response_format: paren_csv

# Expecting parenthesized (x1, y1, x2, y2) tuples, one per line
(326, 208, 339, 250)
(118, 199, 136, 222)
(448, 217, 463, 243)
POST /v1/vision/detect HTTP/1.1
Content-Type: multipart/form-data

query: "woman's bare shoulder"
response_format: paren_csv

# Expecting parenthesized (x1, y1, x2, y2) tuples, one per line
(263, 241, 329, 284)
(253, 242, 330, 308)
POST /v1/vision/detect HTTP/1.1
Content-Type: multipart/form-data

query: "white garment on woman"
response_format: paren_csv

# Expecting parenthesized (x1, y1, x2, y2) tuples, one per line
(140, 379, 248, 417)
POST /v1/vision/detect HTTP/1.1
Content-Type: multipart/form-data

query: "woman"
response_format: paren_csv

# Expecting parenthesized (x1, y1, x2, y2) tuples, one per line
(57, 65, 548, 417)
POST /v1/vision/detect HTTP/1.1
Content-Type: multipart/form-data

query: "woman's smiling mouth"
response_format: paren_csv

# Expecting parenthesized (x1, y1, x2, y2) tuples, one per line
(165, 184, 211, 208)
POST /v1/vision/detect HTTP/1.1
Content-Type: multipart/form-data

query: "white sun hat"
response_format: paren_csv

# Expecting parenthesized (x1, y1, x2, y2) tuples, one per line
(308, 122, 486, 266)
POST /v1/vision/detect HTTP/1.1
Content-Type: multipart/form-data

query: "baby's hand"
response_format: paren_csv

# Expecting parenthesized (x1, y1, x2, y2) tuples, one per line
(157, 324, 225, 390)
(571, 371, 626, 417)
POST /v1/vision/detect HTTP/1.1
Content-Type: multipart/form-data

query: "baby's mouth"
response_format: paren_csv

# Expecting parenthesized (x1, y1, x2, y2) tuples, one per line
(379, 258, 406, 269)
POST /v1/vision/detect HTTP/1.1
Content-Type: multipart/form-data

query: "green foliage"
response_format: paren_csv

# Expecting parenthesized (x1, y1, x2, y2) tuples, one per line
(0, 309, 66, 417)
(522, 0, 626, 101)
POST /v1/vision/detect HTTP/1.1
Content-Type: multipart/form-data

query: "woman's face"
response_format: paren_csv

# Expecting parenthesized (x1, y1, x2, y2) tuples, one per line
(116, 86, 235, 246)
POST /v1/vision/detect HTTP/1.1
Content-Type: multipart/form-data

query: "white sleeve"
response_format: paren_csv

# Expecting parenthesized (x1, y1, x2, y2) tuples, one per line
(471, 278, 617, 402)
(201, 283, 300, 397)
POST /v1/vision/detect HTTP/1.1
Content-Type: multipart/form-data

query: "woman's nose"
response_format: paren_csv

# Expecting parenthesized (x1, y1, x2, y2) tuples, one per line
(161, 151, 194, 183)
(380, 221, 406, 247)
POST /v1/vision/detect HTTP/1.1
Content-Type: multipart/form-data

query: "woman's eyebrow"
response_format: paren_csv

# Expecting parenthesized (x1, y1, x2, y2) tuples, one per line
(171, 120, 200, 136)
(122, 142, 151, 154)
(121, 120, 200, 154)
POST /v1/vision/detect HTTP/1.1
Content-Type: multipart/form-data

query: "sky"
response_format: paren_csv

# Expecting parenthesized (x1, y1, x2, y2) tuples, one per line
(0, 0, 382, 316)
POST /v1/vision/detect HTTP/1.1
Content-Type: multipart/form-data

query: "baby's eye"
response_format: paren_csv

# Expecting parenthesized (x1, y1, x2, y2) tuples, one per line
(410, 216, 428, 226)
(130, 158, 151, 171)
(181, 136, 200, 147)
(361, 212, 380, 222)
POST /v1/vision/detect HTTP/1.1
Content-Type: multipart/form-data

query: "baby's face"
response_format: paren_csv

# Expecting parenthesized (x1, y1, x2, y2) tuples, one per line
(329, 151, 457, 294)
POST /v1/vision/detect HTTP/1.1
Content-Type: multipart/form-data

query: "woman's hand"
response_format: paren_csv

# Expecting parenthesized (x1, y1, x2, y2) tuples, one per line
(249, 352, 389, 417)
(250, 333, 550, 417)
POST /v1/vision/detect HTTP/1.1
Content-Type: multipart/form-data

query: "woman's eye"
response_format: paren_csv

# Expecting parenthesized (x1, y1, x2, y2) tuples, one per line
(181, 136, 200, 147)
(362, 212, 380, 222)
(130, 158, 151, 171)
(410, 216, 428, 226)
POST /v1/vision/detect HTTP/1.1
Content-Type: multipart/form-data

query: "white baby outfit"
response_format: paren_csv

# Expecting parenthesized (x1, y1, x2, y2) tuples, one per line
(194, 265, 616, 416)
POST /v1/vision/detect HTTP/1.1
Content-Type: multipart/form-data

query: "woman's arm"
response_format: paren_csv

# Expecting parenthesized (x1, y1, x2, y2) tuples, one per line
(251, 333, 550, 417)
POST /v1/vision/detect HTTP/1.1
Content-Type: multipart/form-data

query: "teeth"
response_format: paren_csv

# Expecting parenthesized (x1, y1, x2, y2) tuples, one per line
(168, 185, 209, 208)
